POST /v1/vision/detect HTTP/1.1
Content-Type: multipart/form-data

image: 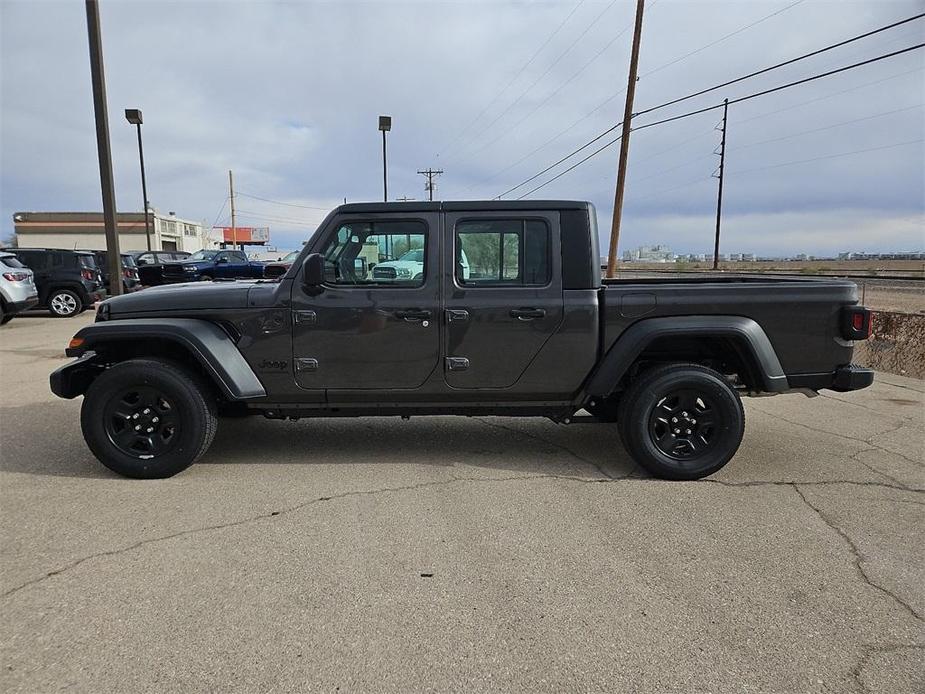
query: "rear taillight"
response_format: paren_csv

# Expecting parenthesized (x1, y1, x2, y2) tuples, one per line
(81, 268, 95, 281)
(841, 306, 872, 340)
(2, 272, 29, 281)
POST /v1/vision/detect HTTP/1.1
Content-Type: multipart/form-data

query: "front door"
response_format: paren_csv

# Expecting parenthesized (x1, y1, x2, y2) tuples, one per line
(291, 213, 441, 390)
(213, 250, 248, 278)
(443, 211, 564, 389)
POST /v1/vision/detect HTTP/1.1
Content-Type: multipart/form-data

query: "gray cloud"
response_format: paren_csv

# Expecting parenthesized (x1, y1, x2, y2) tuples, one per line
(1, 0, 923, 256)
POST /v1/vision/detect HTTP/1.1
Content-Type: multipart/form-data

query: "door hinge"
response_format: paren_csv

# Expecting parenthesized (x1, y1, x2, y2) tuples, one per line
(293, 310, 317, 325)
(295, 358, 319, 372)
(446, 357, 470, 371)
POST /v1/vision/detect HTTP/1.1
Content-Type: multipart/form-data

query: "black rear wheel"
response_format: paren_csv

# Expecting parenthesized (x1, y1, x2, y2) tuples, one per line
(81, 358, 217, 478)
(619, 363, 744, 480)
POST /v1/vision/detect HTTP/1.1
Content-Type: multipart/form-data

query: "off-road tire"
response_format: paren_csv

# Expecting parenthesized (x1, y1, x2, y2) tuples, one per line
(48, 289, 82, 317)
(81, 358, 218, 478)
(619, 363, 744, 480)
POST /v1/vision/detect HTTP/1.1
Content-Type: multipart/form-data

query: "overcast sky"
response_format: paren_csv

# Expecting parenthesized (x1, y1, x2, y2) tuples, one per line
(1, 0, 923, 256)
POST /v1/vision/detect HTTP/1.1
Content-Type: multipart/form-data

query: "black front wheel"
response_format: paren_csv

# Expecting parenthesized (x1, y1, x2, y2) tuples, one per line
(81, 358, 217, 478)
(619, 363, 744, 480)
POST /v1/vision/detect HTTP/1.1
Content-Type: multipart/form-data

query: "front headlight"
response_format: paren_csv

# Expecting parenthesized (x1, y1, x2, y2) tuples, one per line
(184, 265, 197, 272)
(396, 267, 412, 277)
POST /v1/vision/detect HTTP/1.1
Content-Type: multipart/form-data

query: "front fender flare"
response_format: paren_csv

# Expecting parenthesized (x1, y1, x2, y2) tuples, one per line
(53, 318, 266, 400)
(585, 315, 788, 397)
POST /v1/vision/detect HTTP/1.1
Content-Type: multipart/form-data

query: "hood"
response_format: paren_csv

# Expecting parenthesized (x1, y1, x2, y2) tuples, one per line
(104, 280, 257, 314)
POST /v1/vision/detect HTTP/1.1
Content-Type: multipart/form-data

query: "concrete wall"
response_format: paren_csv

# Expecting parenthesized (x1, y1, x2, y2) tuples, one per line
(853, 310, 925, 379)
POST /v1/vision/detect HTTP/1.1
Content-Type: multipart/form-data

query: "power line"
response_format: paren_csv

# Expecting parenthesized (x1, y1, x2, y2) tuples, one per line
(730, 138, 924, 175)
(517, 134, 624, 199)
(497, 122, 623, 198)
(236, 191, 330, 210)
(495, 23, 924, 199)
(446, 0, 621, 163)
(732, 103, 922, 149)
(235, 209, 324, 225)
(633, 12, 924, 118)
(509, 43, 924, 197)
(639, 0, 807, 80)
(209, 197, 229, 229)
(458, 0, 811, 193)
(468, 3, 646, 160)
(436, 0, 587, 159)
(630, 43, 925, 133)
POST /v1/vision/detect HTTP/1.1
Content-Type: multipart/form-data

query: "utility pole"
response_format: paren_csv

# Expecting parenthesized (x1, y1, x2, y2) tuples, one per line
(396, 196, 415, 202)
(605, 0, 646, 279)
(228, 169, 236, 250)
(712, 99, 729, 271)
(85, 0, 122, 296)
(417, 168, 444, 201)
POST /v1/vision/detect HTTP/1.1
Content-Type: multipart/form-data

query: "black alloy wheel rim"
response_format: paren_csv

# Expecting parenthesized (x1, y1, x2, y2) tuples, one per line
(647, 388, 719, 460)
(103, 386, 181, 458)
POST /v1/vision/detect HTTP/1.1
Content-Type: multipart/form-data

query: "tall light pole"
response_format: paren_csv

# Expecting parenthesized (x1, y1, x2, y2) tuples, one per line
(124, 109, 152, 251)
(85, 0, 122, 295)
(379, 115, 391, 202)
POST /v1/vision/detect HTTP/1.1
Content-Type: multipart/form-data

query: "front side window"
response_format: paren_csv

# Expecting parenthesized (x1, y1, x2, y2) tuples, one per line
(189, 250, 218, 261)
(318, 220, 427, 287)
(456, 219, 550, 286)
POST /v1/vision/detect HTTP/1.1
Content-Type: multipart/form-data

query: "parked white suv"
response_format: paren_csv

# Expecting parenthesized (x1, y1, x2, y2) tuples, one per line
(0, 252, 38, 324)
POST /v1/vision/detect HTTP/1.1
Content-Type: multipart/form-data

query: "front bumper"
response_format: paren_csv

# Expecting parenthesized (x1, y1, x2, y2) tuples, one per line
(50, 351, 102, 399)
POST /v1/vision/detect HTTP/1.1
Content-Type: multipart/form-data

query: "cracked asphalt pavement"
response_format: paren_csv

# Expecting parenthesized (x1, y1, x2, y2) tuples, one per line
(1, 313, 923, 693)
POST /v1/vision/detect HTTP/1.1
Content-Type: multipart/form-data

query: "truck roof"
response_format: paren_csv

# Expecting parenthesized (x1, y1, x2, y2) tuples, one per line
(335, 200, 594, 214)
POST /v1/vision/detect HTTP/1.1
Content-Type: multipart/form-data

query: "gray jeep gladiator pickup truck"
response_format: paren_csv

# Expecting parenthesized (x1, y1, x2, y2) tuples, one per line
(51, 200, 873, 480)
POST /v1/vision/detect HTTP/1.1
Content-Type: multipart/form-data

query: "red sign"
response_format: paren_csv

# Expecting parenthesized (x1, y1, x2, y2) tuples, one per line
(215, 226, 270, 244)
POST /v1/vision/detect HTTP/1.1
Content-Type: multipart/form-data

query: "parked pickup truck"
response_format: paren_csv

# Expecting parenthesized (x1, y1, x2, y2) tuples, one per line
(161, 249, 266, 283)
(51, 200, 873, 480)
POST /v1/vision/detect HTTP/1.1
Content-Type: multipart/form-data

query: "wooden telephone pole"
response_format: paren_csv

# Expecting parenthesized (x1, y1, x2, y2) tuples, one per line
(417, 168, 444, 201)
(228, 169, 236, 249)
(712, 99, 729, 271)
(605, 0, 646, 278)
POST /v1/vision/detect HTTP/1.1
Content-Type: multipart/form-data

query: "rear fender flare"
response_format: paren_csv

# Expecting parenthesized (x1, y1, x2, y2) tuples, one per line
(585, 315, 788, 397)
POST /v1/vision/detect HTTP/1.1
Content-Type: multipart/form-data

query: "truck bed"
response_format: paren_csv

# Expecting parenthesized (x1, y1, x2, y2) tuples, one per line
(600, 275, 859, 377)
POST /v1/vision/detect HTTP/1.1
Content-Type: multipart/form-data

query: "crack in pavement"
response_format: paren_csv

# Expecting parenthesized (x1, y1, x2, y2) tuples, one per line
(818, 392, 921, 421)
(474, 417, 639, 481)
(852, 643, 925, 694)
(4, 471, 922, 603)
(749, 405, 922, 466)
(848, 446, 918, 492)
(792, 484, 924, 624)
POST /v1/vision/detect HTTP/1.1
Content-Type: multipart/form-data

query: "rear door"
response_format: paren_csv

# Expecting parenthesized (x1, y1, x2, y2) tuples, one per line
(290, 212, 441, 390)
(442, 210, 564, 389)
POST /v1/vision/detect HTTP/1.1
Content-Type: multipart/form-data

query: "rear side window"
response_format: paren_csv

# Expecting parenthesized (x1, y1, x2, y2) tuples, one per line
(15, 251, 46, 270)
(455, 219, 550, 286)
(0, 255, 26, 269)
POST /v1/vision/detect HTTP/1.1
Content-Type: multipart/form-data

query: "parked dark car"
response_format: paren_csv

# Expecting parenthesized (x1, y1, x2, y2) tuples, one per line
(52, 200, 873, 480)
(84, 251, 141, 293)
(10, 248, 105, 317)
(262, 250, 300, 279)
(161, 249, 266, 283)
(130, 250, 192, 286)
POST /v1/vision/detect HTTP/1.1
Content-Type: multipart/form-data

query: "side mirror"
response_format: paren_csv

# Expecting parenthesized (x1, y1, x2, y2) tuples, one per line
(302, 253, 324, 288)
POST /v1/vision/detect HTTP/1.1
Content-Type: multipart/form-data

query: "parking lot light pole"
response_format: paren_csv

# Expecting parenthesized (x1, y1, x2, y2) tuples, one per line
(125, 109, 152, 251)
(379, 115, 391, 202)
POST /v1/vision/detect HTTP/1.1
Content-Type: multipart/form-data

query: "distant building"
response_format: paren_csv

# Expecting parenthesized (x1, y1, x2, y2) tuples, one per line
(11, 210, 217, 253)
(623, 244, 674, 262)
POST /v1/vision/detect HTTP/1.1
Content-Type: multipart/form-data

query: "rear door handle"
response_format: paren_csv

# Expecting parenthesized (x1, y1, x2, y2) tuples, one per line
(395, 309, 431, 322)
(510, 308, 546, 320)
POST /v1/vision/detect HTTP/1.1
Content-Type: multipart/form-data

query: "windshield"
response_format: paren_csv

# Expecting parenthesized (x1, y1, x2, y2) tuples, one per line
(398, 249, 424, 263)
(282, 251, 300, 262)
(189, 250, 218, 261)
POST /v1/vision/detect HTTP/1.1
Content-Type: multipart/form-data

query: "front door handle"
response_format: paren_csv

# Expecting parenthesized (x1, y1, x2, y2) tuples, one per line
(395, 309, 431, 322)
(510, 307, 546, 321)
